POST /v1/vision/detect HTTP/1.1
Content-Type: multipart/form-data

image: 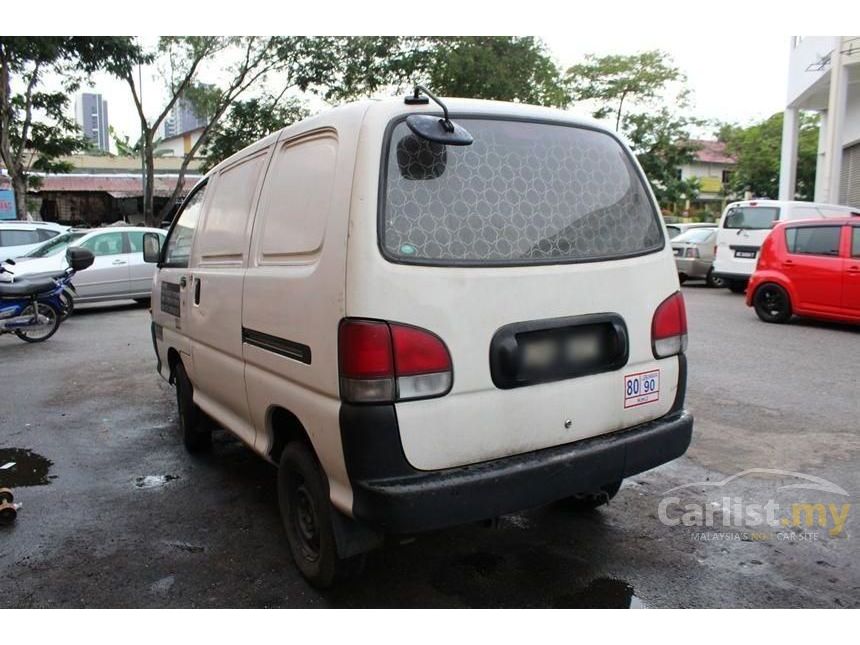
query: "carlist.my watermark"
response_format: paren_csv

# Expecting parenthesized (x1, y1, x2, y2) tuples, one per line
(656, 469, 851, 541)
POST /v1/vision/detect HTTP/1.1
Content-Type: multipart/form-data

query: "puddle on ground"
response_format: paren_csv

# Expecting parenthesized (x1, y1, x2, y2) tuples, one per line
(0, 448, 53, 487)
(554, 577, 646, 608)
(135, 474, 180, 489)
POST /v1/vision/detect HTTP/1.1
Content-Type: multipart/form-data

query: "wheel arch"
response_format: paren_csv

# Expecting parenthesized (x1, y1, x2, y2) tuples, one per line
(267, 405, 314, 465)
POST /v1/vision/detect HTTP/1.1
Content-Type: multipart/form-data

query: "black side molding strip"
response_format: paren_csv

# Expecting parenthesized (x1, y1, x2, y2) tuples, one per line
(242, 327, 311, 364)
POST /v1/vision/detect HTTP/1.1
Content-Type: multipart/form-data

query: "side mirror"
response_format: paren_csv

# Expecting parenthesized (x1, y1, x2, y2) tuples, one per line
(142, 232, 162, 264)
(66, 247, 94, 272)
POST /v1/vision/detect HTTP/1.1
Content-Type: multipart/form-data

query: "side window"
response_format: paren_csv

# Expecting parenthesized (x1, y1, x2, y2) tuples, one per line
(163, 185, 207, 268)
(196, 151, 267, 262)
(80, 232, 124, 256)
(255, 134, 338, 262)
(853, 228, 860, 258)
(0, 229, 39, 247)
(37, 229, 60, 242)
(784, 226, 841, 257)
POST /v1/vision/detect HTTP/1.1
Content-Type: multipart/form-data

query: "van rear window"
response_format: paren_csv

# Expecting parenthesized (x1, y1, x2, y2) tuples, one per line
(723, 206, 779, 230)
(380, 118, 663, 265)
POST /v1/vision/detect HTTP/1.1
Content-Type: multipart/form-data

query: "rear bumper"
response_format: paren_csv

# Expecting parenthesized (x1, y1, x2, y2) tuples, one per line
(340, 356, 692, 534)
(675, 257, 712, 278)
(710, 270, 750, 283)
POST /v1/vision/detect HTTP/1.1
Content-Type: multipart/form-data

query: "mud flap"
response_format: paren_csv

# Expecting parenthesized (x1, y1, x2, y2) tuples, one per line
(330, 508, 384, 559)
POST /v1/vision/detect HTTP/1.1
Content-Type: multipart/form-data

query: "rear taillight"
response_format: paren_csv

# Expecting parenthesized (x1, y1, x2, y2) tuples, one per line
(652, 292, 688, 359)
(684, 247, 699, 258)
(338, 318, 452, 403)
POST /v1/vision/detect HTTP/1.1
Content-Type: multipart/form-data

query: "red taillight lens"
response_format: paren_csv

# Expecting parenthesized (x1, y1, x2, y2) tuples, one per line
(652, 292, 688, 358)
(339, 319, 452, 403)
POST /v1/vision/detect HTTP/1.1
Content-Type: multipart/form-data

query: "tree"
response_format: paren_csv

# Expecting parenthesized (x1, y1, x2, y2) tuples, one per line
(623, 109, 703, 207)
(108, 37, 348, 226)
(201, 95, 308, 172)
(567, 50, 684, 131)
(718, 112, 819, 200)
(0, 37, 137, 219)
(321, 37, 568, 106)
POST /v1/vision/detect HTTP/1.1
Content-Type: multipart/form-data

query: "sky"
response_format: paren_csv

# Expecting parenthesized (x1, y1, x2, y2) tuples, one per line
(74, 34, 792, 153)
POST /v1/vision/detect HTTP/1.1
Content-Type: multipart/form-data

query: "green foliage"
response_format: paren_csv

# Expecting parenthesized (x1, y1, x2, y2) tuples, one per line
(567, 50, 684, 131)
(201, 96, 309, 172)
(320, 37, 567, 106)
(718, 112, 819, 200)
(623, 109, 704, 206)
(0, 37, 136, 217)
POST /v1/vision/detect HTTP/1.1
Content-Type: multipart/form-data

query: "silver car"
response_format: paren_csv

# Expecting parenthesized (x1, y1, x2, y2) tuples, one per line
(8, 226, 166, 303)
(671, 227, 725, 287)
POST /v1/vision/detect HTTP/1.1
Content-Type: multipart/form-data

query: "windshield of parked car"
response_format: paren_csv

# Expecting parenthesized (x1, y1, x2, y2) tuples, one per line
(673, 228, 715, 243)
(381, 118, 663, 265)
(723, 206, 779, 230)
(24, 231, 87, 257)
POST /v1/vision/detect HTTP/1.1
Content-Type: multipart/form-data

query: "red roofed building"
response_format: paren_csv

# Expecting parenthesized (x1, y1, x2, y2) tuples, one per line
(678, 139, 737, 215)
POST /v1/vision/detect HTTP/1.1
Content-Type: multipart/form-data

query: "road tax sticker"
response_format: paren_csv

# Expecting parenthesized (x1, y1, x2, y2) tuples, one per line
(624, 369, 660, 408)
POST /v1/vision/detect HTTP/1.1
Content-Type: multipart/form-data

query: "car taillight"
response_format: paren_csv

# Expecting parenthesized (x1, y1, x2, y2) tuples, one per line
(652, 292, 688, 359)
(339, 318, 452, 403)
(684, 247, 699, 258)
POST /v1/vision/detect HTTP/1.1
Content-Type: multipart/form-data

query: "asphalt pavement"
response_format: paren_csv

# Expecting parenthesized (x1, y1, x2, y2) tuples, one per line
(1, 286, 857, 608)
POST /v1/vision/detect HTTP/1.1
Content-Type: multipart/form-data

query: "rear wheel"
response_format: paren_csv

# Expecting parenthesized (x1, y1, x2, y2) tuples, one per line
(706, 268, 726, 289)
(727, 280, 747, 294)
(14, 302, 61, 343)
(560, 479, 622, 511)
(174, 361, 211, 452)
(59, 290, 74, 320)
(678, 274, 688, 285)
(753, 283, 792, 323)
(278, 442, 364, 588)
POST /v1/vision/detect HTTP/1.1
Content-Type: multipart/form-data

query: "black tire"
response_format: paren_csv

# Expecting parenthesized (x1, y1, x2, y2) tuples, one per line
(727, 280, 747, 294)
(560, 479, 623, 511)
(14, 302, 61, 343)
(678, 274, 688, 285)
(59, 290, 74, 319)
(753, 283, 792, 323)
(174, 362, 211, 453)
(278, 442, 364, 588)
(706, 268, 726, 289)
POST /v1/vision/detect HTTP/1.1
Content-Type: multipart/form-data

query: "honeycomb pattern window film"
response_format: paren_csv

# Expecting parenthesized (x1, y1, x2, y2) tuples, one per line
(382, 119, 663, 265)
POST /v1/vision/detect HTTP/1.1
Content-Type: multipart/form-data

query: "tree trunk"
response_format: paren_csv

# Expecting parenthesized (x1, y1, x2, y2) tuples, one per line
(142, 134, 156, 227)
(12, 173, 28, 220)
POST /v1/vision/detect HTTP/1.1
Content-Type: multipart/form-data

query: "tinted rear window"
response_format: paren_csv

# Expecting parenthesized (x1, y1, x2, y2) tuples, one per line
(785, 226, 841, 256)
(723, 206, 779, 230)
(381, 118, 662, 265)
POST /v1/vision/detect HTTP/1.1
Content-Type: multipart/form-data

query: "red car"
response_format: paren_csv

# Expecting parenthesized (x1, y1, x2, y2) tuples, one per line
(746, 217, 860, 324)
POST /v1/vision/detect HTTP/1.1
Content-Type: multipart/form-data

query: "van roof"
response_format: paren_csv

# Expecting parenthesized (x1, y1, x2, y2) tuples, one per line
(725, 199, 857, 210)
(206, 96, 605, 178)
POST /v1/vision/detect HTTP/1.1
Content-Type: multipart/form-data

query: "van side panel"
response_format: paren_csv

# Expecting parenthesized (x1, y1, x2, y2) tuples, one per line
(188, 148, 271, 448)
(242, 121, 363, 514)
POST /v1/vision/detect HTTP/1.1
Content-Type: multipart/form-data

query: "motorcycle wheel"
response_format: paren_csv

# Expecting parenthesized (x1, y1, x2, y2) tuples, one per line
(15, 302, 61, 343)
(59, 289, 75, 320)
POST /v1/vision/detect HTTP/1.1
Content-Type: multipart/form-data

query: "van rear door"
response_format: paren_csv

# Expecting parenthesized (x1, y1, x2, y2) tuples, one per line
(714, 204, 780, 277)
(350, 117, 683, 471)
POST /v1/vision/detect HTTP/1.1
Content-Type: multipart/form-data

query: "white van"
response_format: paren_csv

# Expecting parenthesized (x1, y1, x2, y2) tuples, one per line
(712, 199, 857, 292)
(143, 92, 693, 587)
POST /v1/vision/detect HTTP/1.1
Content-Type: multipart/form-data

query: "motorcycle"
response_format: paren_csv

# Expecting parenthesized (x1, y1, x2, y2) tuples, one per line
(0, 248, 94, 343)
(2, 258, 77, 320)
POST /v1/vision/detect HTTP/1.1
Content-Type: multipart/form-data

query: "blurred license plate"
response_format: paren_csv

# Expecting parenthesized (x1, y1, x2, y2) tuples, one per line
(624, 369, 660, 408)
(735, 250, 756, 259)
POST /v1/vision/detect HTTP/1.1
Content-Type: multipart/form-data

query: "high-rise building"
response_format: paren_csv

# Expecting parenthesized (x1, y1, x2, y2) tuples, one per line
(161, 95, 208, 139)
(75, 93, 110, 152)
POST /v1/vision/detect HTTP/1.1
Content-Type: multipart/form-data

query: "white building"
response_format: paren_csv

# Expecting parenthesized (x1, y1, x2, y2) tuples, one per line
(155, 127, 206, 158)
(779, 36, 860, 207)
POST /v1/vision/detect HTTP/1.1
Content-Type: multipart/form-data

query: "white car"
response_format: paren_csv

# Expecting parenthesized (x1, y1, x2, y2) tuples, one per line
(0, 221, 68, 260)
(712, 199, 857, 292)
(665, 221, 717, 239)
(9, 226, 166, 303)
(145, 94, 693, 587)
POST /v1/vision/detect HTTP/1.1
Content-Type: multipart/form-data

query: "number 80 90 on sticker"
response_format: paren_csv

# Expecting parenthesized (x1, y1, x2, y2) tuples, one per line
(624, 369, 660, 408)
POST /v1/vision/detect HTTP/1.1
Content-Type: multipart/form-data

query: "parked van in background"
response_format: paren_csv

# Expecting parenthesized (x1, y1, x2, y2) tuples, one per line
(143, 91, 693, 587)
(712, 199, 857, 293)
